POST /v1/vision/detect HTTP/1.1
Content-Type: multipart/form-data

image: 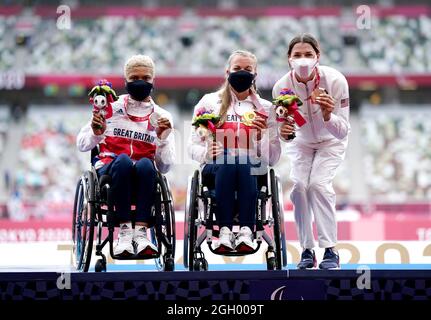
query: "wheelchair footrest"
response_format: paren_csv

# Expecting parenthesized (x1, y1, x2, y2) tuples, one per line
(207, 241, 262, 256)
(111, 253, 160, 260)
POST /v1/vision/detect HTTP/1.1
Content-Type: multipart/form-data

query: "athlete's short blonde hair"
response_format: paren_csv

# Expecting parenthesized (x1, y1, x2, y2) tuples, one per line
(124, 55, 155, 78)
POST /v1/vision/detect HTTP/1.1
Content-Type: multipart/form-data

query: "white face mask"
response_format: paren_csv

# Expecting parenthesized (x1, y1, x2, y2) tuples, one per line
(290, 57, 318, 79)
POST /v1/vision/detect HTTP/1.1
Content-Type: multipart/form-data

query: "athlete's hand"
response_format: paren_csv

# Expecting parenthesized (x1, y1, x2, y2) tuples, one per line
(316, 93, 335, 121)
(156, 117, 172, 140)
(279, 118, 295, 140)
(91, 111, 106, 136)
(250, 116, 268, 141)
(206, 140, 223, 161)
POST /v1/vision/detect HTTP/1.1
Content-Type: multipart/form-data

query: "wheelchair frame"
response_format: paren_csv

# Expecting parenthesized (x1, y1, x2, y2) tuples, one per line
(72, 151, 176, 272)
(183, 168, 287, 271)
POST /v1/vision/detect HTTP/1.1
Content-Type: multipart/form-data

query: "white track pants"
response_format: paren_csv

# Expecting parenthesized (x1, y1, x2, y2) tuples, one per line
(286, 140, 346, 249)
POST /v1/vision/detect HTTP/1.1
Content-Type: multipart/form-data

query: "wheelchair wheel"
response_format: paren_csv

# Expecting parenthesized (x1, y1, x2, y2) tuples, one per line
(72, 170, 96, 272)
(270, 169, 285, 270)
(163, 175, 176, 258)
(152, 173, 176, 272)
(277, 174, 288, 268)
(184, 170, 199, 271)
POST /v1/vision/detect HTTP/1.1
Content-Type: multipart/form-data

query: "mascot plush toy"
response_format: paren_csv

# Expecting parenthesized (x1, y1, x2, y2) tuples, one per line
(88, 79, 118, 128)
(273, 88, 307, 140)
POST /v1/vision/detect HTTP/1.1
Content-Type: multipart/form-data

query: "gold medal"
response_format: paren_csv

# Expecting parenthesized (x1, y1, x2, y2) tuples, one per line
(242, 111, 256, 126)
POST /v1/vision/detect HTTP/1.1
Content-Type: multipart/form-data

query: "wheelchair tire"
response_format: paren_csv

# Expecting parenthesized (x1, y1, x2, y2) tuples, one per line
(270, 169, 283, 270)
(153, 174, 176, 272)
(72, 170, 95, 272)
(184, 170, 199, 271)
(277, 175, 288, 268)
(163, 175, 176, 258)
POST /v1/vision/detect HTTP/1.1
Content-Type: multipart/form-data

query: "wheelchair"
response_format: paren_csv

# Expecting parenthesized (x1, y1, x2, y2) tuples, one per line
(183, 167, 287, 271)
(72, 147, 176, 272)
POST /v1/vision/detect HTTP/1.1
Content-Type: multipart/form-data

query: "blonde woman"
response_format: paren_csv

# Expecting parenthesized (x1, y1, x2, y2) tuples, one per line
(188, 50, 285, 253)
(77, 55, 175, 257)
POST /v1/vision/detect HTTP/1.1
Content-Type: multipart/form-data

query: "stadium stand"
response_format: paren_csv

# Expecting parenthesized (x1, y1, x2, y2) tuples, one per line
(1, 10, 431, 74)
(360, 106, 431, 201)
(12, 106, 88, 219)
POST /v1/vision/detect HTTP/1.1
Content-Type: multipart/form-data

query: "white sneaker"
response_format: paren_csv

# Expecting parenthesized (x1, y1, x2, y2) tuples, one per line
(134, 226, 158, 256)
(235, 226, 256, 253)
(113, 223, 134, 257)
(214, 226, 234, 253)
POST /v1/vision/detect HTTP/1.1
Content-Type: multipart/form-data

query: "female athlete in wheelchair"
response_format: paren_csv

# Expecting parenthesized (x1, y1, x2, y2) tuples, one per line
(73, 55, 176, 272)
(184, 50, 293, 271)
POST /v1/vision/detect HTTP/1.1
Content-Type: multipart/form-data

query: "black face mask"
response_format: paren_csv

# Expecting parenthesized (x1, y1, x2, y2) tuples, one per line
(228, 70, 255, 93)
(126, 80, 153, 101)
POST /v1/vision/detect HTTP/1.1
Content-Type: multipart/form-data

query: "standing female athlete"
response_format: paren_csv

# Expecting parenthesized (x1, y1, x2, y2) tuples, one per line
(273, 34, 350, 269)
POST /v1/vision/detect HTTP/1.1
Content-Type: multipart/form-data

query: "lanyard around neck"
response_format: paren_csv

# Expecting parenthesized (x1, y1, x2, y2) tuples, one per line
(230, 90, 268, 119)
(124, 95, 154, 122)
(290, 67, 320, 101)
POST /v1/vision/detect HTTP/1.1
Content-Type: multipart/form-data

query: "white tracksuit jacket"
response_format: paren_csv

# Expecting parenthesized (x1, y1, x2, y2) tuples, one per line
(272, 65, 350, 249)
(188, 90, 281, 171)
(77, 94, 175, 174)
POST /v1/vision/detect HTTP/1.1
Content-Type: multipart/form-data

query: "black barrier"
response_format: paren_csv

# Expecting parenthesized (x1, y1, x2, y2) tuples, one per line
(1, 270, 431, 301)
